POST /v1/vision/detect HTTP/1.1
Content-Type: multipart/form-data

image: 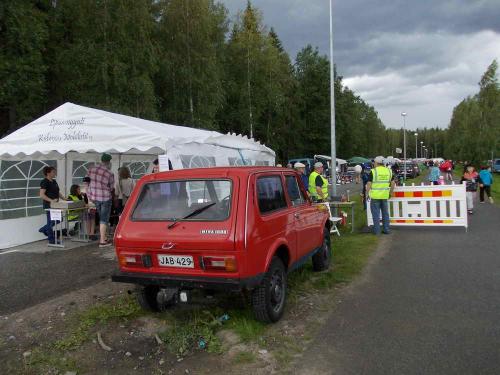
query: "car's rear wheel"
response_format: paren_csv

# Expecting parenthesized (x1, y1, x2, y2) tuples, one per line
(251, 257, 287, 323)
(136, 285, 161, 312)
(136, 285, 177, 312)
(312, 227, 332, 271)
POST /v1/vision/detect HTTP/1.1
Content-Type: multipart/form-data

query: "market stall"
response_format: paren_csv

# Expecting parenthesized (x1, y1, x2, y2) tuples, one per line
(0, 102, 275, 248)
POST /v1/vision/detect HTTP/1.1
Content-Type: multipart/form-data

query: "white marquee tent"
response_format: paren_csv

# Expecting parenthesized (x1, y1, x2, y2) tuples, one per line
(0, 102, 275, 249)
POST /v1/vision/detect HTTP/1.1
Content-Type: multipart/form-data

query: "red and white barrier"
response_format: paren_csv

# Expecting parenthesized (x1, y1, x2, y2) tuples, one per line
(367, 182, 468, 230)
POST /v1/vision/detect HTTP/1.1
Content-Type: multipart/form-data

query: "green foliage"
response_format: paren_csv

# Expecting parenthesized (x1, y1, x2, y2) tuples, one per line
(1, 0, 392, 162)
(445, 60, 500, 163)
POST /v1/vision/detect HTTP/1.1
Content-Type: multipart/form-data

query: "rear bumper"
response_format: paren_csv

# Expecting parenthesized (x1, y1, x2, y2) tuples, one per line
(111, 270, 264, 291)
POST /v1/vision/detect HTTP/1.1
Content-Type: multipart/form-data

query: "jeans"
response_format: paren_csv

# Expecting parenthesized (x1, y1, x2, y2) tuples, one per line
(480, 185, 491, 202)
(95, 199, 112, 225)
(370, 199, 390, 234)
(466, 192, 475, 210)
(39, 211, 58, 243)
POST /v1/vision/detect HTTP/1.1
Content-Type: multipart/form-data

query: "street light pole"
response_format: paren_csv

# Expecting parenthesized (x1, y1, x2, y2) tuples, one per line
(329, 0, 337, 196)
(420, 141, 424, 159)
(401, 112, 407, 181)
(414, 133, 418, 159)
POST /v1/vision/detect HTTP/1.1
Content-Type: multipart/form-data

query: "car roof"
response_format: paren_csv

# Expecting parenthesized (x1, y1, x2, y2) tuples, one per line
(139, 166, 297, 183)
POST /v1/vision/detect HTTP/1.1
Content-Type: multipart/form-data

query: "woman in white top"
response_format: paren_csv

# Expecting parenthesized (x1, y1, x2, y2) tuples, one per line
(116, 166, 135, 208)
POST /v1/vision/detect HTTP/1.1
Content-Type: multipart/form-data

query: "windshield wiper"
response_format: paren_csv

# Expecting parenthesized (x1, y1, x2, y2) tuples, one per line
(167, 202, 217, 229)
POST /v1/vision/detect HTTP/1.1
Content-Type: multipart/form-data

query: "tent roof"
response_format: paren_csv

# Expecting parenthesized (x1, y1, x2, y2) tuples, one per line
(347, 156, 371, 164)
(0, 102, 274, 157)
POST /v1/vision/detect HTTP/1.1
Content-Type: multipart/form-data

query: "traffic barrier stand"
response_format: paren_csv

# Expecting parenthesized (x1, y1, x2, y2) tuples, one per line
(367, 182, 468, 231)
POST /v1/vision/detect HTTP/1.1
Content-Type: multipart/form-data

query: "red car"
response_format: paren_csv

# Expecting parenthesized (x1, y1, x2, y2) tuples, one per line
(112, 167, 332, 322)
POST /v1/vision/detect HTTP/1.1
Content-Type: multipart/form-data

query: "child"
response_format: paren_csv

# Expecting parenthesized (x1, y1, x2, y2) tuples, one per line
(460, 165, 479, 214)
(69, 182, 97, 240)
(479, 166, 494, 204)
(437, 175, 446, 185)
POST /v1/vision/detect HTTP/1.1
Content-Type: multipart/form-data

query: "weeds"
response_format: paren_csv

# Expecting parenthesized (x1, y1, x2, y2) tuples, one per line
(54, 294, 141, 351)
(159, 309, 224, 356)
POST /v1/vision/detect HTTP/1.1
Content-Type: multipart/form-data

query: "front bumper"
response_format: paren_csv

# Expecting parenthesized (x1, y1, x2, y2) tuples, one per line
(111, 270, 264, 291)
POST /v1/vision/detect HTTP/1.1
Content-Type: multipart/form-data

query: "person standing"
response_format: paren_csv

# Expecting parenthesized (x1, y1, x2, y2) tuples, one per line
(428, 161, 440, 185)
(308, 162, 329, 202)
(479, 166, 494, 204)
(87, 153, 115, 247)
(366, 156, 395, 235)
(39, 166, 67, 244)
(461, 164, 479, 214)
(116, 166, 135, 209)
(294, 162, 309, 191)
(354, 164, 362, 184)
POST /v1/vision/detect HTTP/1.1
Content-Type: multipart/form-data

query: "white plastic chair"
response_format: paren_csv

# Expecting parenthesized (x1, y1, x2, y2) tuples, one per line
(322, 202, 342, 236)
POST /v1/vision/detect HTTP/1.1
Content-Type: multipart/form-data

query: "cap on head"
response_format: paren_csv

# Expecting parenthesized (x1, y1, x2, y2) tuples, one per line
(374, 156, 385, 164)
(101, 153, 112, 162)
(314, 162, 323, 168)
(294, 162, 306, 168)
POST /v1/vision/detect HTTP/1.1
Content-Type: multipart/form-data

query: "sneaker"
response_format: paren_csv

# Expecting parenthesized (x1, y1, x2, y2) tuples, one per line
(468, 210, 473, 215)
(480, 201, 485, 204)
(489, 197, 494, 204)
(99, 241, 112, 248)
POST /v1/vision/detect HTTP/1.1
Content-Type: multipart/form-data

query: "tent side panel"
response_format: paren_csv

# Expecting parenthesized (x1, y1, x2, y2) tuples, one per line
(0, 215, 46, 249)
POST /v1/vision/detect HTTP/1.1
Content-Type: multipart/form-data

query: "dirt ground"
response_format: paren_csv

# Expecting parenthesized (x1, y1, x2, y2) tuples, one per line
(0, 238, 388, 375)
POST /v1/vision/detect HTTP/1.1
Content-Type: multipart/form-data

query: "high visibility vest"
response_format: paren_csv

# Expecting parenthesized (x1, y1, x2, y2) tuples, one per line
(308, 171, 329, 200)
(67, 194, 81, 221)
(369, 166, 392, 199)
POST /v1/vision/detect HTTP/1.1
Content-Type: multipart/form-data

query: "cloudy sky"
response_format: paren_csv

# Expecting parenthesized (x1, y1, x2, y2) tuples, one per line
(222, 0, 500, 129)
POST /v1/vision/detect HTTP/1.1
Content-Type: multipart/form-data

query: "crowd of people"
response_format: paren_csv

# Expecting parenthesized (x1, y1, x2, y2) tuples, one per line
(38, 153, 142, 247)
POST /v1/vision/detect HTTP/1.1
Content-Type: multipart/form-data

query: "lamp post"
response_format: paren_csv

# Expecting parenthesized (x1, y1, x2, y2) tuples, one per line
(414, 133, 418, 159)
(420, 141, 424, 159)
(401, 112, 407, 181)
(329, 0, 337, 196)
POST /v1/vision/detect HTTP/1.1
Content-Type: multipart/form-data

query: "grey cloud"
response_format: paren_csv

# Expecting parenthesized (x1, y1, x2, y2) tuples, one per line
(221, 1, 500, 128)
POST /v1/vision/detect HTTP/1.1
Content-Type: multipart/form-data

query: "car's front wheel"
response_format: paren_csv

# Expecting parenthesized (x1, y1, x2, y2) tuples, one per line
(251, 257, 287, 323)
(312, 227, 332, 271)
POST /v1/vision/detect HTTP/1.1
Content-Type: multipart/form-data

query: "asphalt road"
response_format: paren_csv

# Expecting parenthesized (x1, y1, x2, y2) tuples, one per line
(294, 200, 500, 374)
(0, 244, 116, 315)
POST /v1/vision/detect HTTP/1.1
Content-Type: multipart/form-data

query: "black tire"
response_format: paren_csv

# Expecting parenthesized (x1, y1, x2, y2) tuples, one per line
(136, 285, 161, 312)
(251, 257, 287, 323)
(312, 227, 332, 271)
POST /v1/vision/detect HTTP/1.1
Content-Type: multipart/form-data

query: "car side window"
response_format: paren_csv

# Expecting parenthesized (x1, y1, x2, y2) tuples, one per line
(257, 175, 287, 214)
(285, 175, 306, 206)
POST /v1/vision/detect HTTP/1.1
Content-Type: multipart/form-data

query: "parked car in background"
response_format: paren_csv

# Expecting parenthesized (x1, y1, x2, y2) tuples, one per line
(398, 161, 418, 179)
(493, 158, 500, 173)
(112, 167, 332, 323)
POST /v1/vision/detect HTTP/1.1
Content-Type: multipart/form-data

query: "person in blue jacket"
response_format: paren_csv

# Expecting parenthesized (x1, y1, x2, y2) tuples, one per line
(479, 166, 494, 203)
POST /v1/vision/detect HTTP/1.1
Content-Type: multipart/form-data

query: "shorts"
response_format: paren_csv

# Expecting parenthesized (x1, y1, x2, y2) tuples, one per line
(95, 200, 112, 225)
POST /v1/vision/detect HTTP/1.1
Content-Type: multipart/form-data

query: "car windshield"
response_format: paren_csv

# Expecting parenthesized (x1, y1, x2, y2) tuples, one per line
(495, 160, 500, 165)
(132, 179, 232, 221)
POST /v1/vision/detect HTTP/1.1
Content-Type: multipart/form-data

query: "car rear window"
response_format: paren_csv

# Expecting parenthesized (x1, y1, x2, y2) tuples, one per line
(257, 176, 287, 214)
(132, 179, 232, 221)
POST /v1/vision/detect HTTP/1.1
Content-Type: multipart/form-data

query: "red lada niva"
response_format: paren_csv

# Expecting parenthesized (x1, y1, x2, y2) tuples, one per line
(112, 167, 332, 322)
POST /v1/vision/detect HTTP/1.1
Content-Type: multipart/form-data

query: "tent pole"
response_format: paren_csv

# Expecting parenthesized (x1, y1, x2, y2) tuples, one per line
(64, 153, 68, 195)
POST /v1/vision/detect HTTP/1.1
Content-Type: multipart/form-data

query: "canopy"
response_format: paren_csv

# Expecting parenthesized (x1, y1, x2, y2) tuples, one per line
(313, 155, 347, 165)
(347, 156, 371, 164)
(0, 102, 274, 159)
(0, 103, 275, 249)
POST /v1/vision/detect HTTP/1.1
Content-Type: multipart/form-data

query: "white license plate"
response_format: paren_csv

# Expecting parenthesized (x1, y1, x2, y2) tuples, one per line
(157, 255, 194, 268)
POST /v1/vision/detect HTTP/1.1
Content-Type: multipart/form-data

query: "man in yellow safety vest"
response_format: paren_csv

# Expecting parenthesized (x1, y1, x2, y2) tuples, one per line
(308, 162, 329, 202)
(366, 156, 395, 235)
